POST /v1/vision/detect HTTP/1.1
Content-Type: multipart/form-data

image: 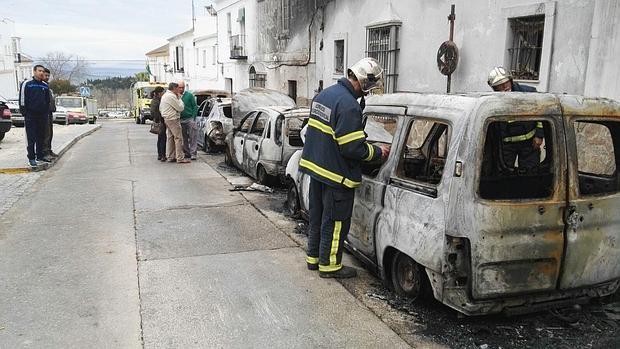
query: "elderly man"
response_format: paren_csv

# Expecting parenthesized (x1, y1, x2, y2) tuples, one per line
(160, 82, 190, 164)
(178, 81, 198, 160)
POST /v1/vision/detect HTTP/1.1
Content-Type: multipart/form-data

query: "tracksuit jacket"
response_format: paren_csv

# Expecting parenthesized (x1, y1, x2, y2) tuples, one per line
(300, 78, 382, 189)
(19, 78, 51, 117)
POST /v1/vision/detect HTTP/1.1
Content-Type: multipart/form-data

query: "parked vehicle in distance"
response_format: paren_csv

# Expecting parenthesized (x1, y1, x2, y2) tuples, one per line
(130, 82, 167, 124)
(225, 106, 308, 185)
(197, 97, 232, 153)
(56, 95, 97, 124)
(0, 100, 12, 142)
(286, 92, 620, 316)
(53, 106, 68, 125)
(5, 99, 23, 127)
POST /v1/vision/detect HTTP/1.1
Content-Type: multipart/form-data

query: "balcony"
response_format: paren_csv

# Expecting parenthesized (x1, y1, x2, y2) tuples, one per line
(229, 34, 247, 60)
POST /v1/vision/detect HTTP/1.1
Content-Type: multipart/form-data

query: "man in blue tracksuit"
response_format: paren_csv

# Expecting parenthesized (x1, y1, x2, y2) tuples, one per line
(300, 58, 390, 278)
(487, 66, 543, 169)
(19, 65, 51, 167)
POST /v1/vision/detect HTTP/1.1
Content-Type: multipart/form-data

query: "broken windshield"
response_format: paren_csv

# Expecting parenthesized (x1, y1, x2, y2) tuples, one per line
(365, 114, 399, 144)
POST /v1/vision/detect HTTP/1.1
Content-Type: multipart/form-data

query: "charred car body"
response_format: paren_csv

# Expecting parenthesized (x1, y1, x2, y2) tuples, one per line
(286, 92, 620, 315)
(226, 105, 308, 184)
(197, 97, 232, 153)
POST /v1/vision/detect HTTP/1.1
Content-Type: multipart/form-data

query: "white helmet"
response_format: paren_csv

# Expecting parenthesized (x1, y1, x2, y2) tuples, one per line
(348, 57, 384, 93)
(487, 66, 512, 87)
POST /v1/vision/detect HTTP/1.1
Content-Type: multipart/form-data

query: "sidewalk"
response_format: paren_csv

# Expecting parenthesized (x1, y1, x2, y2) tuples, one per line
(0, 123, 101, 173)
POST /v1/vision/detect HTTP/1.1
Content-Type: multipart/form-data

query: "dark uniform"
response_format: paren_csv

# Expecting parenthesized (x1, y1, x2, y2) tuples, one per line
(300, 78, 382, 273)
(501, 82, 543, 169)
(43, 89, 56, 157)
(19, 78, 50, 162)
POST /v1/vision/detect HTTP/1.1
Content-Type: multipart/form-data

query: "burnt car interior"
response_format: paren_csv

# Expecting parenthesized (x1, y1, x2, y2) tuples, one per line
(396, 120, 449, 185)
(360, 115, 399, 177)
(574, 120, 620, 196)
(480, 120, 554, 200)
(286, 117, 306, 147)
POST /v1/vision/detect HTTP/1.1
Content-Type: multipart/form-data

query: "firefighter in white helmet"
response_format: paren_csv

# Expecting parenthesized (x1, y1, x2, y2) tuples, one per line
(300, 57, 390, 278)
(487, 66, 544, 169)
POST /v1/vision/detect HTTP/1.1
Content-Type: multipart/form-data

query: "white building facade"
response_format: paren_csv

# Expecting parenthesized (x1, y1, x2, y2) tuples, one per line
(149, 0, 620, 102)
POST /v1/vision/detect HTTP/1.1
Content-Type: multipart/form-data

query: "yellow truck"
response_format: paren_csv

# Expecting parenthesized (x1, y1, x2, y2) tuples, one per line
(130, 82, 167, 124)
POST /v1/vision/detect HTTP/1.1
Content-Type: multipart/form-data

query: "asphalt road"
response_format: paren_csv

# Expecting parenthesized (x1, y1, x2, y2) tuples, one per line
(0, 120, 408, 348)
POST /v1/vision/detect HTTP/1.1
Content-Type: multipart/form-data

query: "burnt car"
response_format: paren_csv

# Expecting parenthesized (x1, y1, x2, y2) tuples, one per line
(197, 97, 232, 153)
(286, 92, 620, 316)
(0, 100, 12, 142)
(225, 106, 308, 184)
(192, 89, 231, 108)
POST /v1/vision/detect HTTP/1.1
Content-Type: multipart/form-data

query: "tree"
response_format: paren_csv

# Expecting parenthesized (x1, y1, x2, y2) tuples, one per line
(39, 51, 90, 83)
(134, 71, 149, 82)
(48, 79, 77, 95)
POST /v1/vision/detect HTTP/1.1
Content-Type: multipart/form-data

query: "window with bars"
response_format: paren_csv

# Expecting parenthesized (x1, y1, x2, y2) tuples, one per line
(249, 66, 266, 88)
(334, 40, 345, 74)
(281, 0, 290, 33)
(507, 15, 545, 80)
(366, 24, 399, 93)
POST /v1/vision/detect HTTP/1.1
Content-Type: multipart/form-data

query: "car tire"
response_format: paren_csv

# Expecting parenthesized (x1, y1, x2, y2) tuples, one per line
(287, 181, 300, 216)
(224, 147, 234, 166)
(204, 135, 212, 153)
(390, 251, 423, 300)
(257, 165, 273, 186)
(0, 131, 5, 142)
(135, 116, 141, 124)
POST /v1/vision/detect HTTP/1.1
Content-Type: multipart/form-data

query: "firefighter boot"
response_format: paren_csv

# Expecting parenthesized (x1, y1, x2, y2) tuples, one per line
(319, 266, 357, 279)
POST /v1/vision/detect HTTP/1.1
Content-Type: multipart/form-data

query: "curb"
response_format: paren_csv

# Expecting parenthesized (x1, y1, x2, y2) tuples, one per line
(0, 124, 102, 174)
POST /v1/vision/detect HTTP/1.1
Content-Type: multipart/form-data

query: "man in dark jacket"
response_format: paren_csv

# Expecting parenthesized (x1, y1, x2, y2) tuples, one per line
(488, 66, 543, 169)
(150, 86, 166, 161)
(42, 68, 58, 159)
(300, 57, 390, 278)
(19, 65, 51, 167)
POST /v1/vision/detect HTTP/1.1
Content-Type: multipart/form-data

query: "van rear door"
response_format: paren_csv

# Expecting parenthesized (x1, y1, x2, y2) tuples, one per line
(559, 97, 620, 289)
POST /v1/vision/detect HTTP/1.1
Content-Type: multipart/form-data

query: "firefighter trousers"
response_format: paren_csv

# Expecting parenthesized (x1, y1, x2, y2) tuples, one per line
(502, 140, 541, 170)
(306, 178, 355, 273)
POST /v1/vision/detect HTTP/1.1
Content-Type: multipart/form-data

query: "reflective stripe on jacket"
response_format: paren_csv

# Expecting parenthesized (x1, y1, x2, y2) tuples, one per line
(501, 82, 544, 142)
(299, 78, 381, 189)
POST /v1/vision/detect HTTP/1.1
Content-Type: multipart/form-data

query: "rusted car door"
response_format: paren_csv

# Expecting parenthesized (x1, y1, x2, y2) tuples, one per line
(560, 98, 620, 289)
(348, 112, 402, 258)
(233, 112, 257, 168)
(244, 112, 269, 175)
(470, 112, 568, 299)
(256, 115, 282, 174)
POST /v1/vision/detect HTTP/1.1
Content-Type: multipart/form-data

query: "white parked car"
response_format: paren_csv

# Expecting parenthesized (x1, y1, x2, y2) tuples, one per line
(225, 106, 308, 185)
(197, 98, 232, 153)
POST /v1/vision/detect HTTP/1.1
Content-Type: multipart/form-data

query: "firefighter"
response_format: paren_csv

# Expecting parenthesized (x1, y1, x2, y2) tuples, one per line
(488, 66, 544, 169)
(300, 57, 390, 278)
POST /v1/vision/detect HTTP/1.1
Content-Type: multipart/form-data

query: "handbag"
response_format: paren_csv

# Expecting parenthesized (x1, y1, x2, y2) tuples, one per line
(150, 122, 160, 135)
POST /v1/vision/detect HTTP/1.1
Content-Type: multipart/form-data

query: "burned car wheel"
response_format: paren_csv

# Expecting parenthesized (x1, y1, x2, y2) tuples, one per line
(257, 165, 273, 186)
(391, 251, 422, 299)
(224, 147, 234, 166)
(203, 135, 212, 153)
(287, 181, 300, 216)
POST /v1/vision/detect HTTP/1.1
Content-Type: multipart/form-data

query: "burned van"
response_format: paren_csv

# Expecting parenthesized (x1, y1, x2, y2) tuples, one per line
(286, 92, 620, 315)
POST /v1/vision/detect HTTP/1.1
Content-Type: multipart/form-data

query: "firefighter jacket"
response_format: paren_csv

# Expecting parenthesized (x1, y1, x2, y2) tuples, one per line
(19, 78, 51, 117)
(299, 78, 382, 189)
(501, 82, 544, 142)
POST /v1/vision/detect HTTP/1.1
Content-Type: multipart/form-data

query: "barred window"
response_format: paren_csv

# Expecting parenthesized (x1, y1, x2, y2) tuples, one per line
(249, 66, 266, 88)
(507, 15, 545, 81)
(281, 0, 290, 33)
(334, 40, 345, 74)
(366, 24, 399, 93)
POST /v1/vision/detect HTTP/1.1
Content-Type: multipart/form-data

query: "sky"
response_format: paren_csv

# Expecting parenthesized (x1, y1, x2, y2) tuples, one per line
(2, 0, 197, 72)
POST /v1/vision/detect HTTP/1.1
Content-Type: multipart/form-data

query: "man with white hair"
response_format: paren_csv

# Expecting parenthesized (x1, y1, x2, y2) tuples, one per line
(159, 82, 190, 164)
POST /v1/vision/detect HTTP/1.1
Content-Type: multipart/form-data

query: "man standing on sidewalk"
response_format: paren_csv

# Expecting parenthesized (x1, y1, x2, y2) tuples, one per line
(160, 82, 190, 164)
(179, 82, 198, 160)
(19, 65, 51, 167)
(42, 68, 58, 160)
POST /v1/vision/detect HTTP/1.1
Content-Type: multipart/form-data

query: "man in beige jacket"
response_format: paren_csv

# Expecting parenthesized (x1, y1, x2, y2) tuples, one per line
(160, 82, 190, 163)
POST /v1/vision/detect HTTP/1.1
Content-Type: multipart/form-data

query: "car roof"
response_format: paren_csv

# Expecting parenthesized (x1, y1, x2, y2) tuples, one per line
(365, 92, 620, 123)
(256, 106, 310, 116)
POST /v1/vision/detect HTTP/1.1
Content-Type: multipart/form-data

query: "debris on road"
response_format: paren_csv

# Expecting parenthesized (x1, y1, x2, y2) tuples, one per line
(229, 183, 274, 193)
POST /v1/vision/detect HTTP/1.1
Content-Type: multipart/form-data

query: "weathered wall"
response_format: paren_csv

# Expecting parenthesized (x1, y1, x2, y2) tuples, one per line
(316, 0, 618, 100)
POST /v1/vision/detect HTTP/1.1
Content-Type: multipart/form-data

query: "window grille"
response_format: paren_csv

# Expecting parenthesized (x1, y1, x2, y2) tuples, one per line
(334, 40, 345, 74)
(249, 66, 266, 88)
(366, 25, 399, 93)
(508, 15, 544, 80)
(281, 0, 290, 33)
